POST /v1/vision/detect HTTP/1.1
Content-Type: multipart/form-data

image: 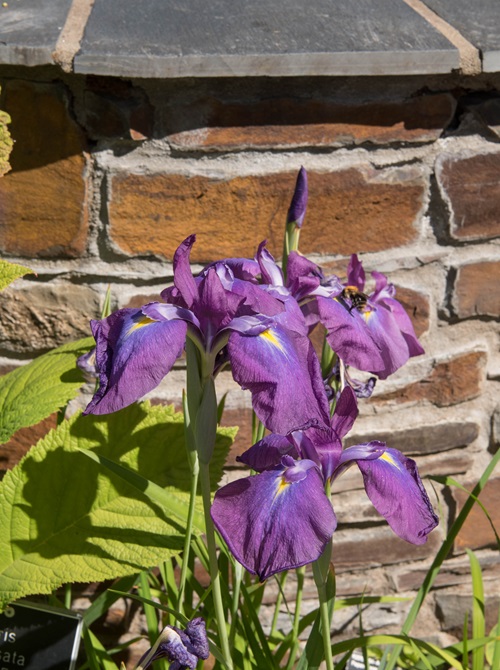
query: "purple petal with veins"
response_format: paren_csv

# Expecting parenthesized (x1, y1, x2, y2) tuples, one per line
(211, 456, 336, 581)
(347, 254, 366, 290)
(83, 308, 186, 415)
(256, 241, 284, 287)
(169, 235, 198, 308)
(330, 386, 358, 440)
(238, 433, 298, 471)
(228, 324, 330, 434)
(335, 443, 439, 544)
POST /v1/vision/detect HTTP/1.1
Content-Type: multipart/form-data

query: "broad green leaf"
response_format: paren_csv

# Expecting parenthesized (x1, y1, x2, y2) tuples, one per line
(0, 259, 34, 291)
(0, 402, 236, 608)
(0, 337, 94, 444)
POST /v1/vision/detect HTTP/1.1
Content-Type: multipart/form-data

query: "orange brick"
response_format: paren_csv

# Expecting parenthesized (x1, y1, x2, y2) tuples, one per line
(108, 169, 425, 262)
(437, 152, 500, 241)
(0, 80, 89, 257)
(455, 261, 500, 319)
(168, 93, 456, 151)
(454, 477, 500, 552)
(376, 351, 486, 407)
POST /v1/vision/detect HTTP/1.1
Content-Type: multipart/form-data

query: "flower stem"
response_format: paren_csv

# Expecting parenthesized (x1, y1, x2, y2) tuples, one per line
(200, 460, 233, 670)
(229, 561, 243, 649)
(312, 559, 335, 670)
(282, 224, 301, 282)
(270, 571, 287, 638)
(285, 566, 305, 670)
(177, 452, 199, 617)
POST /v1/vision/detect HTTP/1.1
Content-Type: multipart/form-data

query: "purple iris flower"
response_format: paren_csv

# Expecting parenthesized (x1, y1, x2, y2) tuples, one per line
(253, 236, 423, 380)
(211, 387, 438, 581)
(135, 617, 209, 670)
(315, 254, 425, 379)
(83, 235, 330, 435)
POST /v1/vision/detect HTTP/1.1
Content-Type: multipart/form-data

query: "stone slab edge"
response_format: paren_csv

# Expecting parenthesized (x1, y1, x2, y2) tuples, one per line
(73, 48, 459, 78)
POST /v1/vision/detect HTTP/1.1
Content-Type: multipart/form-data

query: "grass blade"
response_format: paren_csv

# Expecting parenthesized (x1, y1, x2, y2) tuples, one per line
(466, 549, 485, 670)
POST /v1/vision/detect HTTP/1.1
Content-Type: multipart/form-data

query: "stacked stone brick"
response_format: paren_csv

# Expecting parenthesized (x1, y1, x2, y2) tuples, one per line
(0, 65, 499, 646)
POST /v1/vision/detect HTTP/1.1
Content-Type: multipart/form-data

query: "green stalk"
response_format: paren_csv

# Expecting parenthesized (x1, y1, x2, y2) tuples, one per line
(286, 566, 306, 670)
(321, 337, 336, 379)
(177, 460, 199, 616)
(184, 337, 233, 666)
(384, 447, 500, 670)
(139, 571, 159, 646)
(282, 224, 301, 282)
(252, 411, 266, 444)
(229, 561, 244, 649)
(270, 571, 287, 638)
(200, 460, 233, 669)
(178, 390, 200, 619)
(64, 583, 72, 609)
(313, 559, 335, 670)
(159, 559, 177, 626)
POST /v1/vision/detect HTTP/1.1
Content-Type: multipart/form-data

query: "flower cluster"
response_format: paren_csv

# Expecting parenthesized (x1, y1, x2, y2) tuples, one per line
(83, 167, 437, 587)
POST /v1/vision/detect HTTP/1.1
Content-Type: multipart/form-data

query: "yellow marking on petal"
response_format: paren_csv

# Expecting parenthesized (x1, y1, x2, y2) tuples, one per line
(259, 328, 286, 353)
(379, 451, 399, 468)
(362, 308, 374, 321)
(271, 475, 291, 504)
(126, 316, 156, 337)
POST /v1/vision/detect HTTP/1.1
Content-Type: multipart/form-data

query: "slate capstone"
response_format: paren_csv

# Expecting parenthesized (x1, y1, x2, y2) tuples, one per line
(74, 0, 458, 77)
(423, 0, 500, 72)
(0, 0, 74, 66)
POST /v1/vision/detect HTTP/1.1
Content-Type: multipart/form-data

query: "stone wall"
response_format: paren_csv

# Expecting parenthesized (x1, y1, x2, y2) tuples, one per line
(1, 64, 500, 645)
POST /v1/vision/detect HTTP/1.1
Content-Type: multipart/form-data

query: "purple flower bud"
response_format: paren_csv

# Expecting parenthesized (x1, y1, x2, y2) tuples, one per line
(286, 167, 308, 229)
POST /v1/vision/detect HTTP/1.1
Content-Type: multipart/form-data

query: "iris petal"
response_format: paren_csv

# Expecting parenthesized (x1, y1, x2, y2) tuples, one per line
(83, 308, 187, 415)
(211, 459, 336, 581)
(317, 296, 386, 373)
(171, 235, 198, 308)
(330, 386, 358, 440)
(337, 444, 439, 544)
(346, 254, 366, 290)
(237, 433, 297, 471)
(228, 324, 330, 434)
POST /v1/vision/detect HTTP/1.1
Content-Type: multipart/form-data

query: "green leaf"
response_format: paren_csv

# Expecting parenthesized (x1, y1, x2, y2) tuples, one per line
(0, 337, 94, 444)
(330, 634, 466, 670)
(82, 627, 120, 670)
(487, 615, 500, 670)
(467, 549, 485, 670)
(0, 259, 34, 291)
(0, 402, 236, 608)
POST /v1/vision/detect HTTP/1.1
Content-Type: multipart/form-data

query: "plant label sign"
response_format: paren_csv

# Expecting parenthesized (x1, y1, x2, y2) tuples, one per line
(0, 601, 82, 669)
